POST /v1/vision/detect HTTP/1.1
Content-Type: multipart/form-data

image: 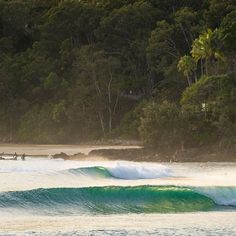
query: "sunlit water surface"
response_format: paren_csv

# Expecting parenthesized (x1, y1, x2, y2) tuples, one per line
(0, 157, 235, 235)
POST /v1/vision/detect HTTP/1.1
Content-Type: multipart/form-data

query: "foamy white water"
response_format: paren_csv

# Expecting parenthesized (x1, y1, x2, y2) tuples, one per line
(108, 162, 171, 179)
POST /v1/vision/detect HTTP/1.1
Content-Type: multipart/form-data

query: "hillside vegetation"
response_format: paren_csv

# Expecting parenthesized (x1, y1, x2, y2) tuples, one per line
(0, 0, 235, 152)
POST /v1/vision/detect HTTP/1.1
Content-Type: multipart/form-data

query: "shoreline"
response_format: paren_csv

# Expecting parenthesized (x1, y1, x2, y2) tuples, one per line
(0, 143, 235, 162)
(85, 147, 236, 162)
(0, 143, 142, 156)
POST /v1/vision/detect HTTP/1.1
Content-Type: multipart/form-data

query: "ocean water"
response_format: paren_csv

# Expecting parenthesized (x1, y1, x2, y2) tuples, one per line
(0, 158, 235, 235)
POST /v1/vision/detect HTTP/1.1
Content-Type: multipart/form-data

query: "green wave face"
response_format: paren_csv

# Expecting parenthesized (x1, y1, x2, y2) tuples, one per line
(0, 186, 216, 215)
(67, 166, 113, 178)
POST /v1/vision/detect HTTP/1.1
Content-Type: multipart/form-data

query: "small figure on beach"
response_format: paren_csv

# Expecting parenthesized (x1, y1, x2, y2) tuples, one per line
(21, 153, 26, 161)
(13, 152, 18, 160)
(0, 152, 5, 160)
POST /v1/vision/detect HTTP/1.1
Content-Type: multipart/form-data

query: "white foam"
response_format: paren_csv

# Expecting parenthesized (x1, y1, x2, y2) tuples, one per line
(107, 163, 172, 179)
(195, 187, 236, 207)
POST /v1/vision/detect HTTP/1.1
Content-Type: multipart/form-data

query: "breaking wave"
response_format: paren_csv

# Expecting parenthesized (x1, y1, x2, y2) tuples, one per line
(66, 163, 171, 180)
(0, 186, 235, 215)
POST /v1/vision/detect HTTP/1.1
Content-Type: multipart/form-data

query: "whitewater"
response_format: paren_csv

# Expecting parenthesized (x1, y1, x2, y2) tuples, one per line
(0, 155, 236, 235)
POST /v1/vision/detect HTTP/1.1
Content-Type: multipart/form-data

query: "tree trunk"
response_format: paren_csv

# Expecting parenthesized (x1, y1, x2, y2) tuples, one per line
(180, 24, 191, 51)
(113, 89, 120, 116)
(98, 112, 105, 137)
(92, 70, 105, 135)
(201, 59, 204, 76)
(205, 59, 208, 76)
(187, 75, 191, 86)
(194, 71, 198, 83)
(107, 70, 113, 133)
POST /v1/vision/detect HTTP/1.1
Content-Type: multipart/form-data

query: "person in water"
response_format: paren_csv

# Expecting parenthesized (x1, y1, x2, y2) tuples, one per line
(13, 152, 18, 160)
(21, 153, 25, 161)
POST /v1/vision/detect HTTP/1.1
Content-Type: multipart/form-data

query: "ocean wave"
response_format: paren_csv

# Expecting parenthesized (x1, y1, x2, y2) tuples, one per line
(108, 163, 171, 179)
(193, 186, 236, 207)
(66, 164, 172, 180)
(1, 186, 234, 215)
(0, 160, 172, 180)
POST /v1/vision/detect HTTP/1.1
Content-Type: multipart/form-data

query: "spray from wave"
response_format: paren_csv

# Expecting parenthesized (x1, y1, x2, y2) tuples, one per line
(107, 163, 171, 179)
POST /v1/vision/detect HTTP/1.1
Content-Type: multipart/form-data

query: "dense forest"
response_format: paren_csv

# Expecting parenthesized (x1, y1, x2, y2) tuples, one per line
(0, 0, 235, 151)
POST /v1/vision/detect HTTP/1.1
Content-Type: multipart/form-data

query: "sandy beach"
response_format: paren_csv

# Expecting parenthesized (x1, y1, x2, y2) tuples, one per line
(0, 144, 142, 156)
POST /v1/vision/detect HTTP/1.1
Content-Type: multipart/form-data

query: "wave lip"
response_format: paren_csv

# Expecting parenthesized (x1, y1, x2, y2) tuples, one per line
(194, 187, 236, 207)
(107, 163, 171, 180)
(0, 186, 217, 215)
(66, 164, 172, 180)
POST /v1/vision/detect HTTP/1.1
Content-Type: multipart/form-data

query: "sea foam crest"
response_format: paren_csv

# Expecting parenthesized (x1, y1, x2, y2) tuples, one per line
(194, 187, 236, 207)
(107, 163, 171, 179)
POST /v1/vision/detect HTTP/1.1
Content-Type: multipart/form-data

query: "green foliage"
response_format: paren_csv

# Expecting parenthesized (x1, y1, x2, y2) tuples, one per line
(139, 101, 186, 149)
(43, 72, 59, 91)
(181, 72, 236, 146)
(181, 73, 236, 105)
(18, 105, 55, 143)
(205, 0, 236, 28)
(191, 29, 225, 75)
(116, 100, 147, 139)
(139, 73, 236, 149)
(220, 10, 236, 50)
(178, 55, 196, 85)
(0, 0, 235, 148)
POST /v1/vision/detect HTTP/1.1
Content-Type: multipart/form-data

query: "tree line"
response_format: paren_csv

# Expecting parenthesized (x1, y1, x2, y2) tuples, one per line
(0, 0, 235, 150)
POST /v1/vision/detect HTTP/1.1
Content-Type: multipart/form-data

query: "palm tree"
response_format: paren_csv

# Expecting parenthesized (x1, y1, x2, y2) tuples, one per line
(178, 55, 196, 86)
(191, 29, 224, 76)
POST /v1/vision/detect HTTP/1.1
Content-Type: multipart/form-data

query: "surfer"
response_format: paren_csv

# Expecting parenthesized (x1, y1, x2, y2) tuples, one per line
(21, 153, 26, 161)
(13, 152, 18, 160)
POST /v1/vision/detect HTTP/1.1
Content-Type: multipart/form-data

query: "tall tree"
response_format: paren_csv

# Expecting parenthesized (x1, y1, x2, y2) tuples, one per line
(178, 55, 196, 86)
(191, 29, 224, 76)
